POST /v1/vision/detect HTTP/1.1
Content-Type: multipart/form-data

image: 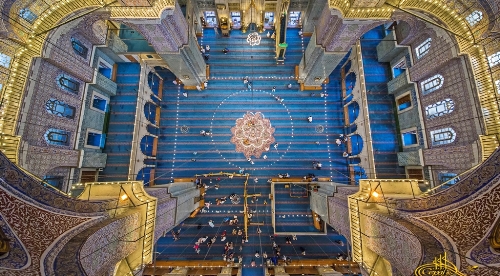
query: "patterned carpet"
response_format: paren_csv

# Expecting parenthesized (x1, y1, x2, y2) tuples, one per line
(98, 26, 402, 276)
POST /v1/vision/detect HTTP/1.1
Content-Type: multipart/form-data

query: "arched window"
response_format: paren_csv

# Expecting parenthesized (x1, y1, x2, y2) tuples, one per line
(57, 76, 80, 94)
(425, 98, 454, 119)
(19, 8, 37, 23)
(45, 98, 76, 119)
(488, 52, 500, 68)
(71, 38, 88, 58)
(0, 53, 11, 68)
(416, 38, 431, 59)
(44, 128, 70, 146)
(430, 128, 456, 146)
(465, 11, 483, 26)
(421, 74, 444, 95)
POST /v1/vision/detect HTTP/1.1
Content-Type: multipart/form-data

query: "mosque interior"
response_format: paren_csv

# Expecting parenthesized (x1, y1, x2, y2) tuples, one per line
(0, 0, 499, 275)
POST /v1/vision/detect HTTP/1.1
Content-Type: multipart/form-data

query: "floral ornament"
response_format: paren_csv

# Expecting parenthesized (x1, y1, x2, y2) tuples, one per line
(230, 112, 275, 159)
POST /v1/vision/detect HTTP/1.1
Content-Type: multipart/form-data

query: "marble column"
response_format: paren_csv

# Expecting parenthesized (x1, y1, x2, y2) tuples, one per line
(301, 0, 327, 34)
(119, 3, 206, 86)
(298, 9, 381, 86)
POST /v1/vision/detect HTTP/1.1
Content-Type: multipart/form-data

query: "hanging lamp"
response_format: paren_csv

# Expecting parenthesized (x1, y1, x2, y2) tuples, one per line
(246, 0, 261, 46)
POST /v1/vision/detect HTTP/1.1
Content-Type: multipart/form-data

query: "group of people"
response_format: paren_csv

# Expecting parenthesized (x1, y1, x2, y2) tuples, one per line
(243, 76, 253, 89)
(335, 134, 352, 158)
(335, 134, 349, 146)
(303, 173, 319, 181)
(278, 173, 290, 179)
(201, 44, 210, 60)
(200, 130, 212, 136)
(312, 161, 322, 170)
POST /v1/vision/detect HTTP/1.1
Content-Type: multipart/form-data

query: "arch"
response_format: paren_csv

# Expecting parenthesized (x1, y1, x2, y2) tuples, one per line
(144, 102, 157, 125)
(425, 98, 454, 119)
(415, 37, 431, 59)
(45, 98, 76, 119)
(349, 134, 363, 156)
(147, 71, 160, 95)
(346, 101, 359, 124)
(140, 135, 155, 156)
(345, 72, 356, 96)
(430, 127, 456, 146)
(71, 37, 89, 58)
(44, 128, 70, 146)
(57, 75, 80, 94)
(0, 215, 30, 270)
(136, 167, 152, 184)
(420, 74, 444, 95)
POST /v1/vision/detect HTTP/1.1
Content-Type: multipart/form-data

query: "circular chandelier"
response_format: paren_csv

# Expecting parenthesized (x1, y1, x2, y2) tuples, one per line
(247, 32, 261, 46)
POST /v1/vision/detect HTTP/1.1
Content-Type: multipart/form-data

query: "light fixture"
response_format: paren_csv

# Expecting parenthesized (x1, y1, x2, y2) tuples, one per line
(371, 191, 379, 198)
(120, 194, 128, 201)
(246, 0, 261, 46)
(247, 32, 261, 46)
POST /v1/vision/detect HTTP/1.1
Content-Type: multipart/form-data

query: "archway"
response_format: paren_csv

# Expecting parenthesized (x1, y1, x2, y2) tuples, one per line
(140, 135, 156, 156)
(346, 101, 360, 125)
(148, 71, 161, 96)
(349, 134, 363, 156)
(144, 102, 157, 125)
(345, 72, 356, 97)
(137, 167, 152, 185)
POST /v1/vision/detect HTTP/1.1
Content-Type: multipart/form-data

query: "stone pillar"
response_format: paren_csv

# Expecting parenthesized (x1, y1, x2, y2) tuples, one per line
(119, 3, 206, 86)
(316, 267, 343, 275)
(273, 266, 290, 276)
(167, 267, 189, 275)
(301, 0, 327, 34)
(298, 9, 381, 86)
(218, 267, 233, 276)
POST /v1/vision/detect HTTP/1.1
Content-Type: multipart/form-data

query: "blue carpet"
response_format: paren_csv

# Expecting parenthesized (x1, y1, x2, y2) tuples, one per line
(153, 28, 350, 183)
(360, 27, 405, 179)
(153, 28, 350, 274)
(100, 63, 141, 181)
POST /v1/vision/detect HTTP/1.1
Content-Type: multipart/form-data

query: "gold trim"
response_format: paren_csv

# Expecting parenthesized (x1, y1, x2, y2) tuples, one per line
(414, 253, 467, 276)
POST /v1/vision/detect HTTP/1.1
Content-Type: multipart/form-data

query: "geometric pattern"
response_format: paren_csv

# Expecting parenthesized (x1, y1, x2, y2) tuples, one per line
(0, 214, 29, 270)
(230, 112, 275, 159)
